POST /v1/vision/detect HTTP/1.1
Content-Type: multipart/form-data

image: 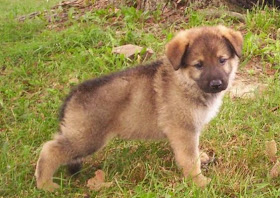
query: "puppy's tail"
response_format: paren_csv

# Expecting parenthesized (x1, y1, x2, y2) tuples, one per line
(67, 160, 82, 175)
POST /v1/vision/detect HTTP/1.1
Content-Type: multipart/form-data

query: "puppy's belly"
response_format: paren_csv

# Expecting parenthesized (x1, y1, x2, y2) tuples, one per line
(111, 116, 165, 140)
(118, 128, 166, 140)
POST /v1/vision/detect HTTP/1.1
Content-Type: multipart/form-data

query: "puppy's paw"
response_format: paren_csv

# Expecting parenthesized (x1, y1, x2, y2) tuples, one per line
(200, 152, 210, 164)
(193, 174, 211, 188)
(37, 181, 60, 192)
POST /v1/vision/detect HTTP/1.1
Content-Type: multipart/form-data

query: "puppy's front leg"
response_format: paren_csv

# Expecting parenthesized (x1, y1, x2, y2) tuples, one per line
(165, 128, 211, 187)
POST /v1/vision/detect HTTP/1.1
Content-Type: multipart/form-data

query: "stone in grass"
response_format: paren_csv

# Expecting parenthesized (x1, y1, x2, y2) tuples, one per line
(112, 44, 154, 60)
(87, 170, 112, 191)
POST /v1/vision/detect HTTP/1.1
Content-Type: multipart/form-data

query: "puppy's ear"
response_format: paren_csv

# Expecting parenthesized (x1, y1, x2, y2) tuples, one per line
(166, 31, 189, 70)
(218, 25, 243, 57)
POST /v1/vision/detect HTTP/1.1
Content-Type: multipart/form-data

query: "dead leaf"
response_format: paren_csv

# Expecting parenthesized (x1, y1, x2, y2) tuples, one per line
(87, 170, 112, 191)
(265, 140, 277, 163)
(97, 41, 103, 47)
(270, 161, 280, 178)
(271, 106, 279, 112)
(112, 44, 154, 60)
(69, 77, 79, 84)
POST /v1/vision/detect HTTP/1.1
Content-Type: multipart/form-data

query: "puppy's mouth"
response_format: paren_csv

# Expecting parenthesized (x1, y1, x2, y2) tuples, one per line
(198, 84, 228, 94)
(204, 86, 227, 94)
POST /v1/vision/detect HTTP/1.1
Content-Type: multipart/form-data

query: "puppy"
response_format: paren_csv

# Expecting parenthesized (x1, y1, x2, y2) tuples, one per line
(35, 25, 243, 191)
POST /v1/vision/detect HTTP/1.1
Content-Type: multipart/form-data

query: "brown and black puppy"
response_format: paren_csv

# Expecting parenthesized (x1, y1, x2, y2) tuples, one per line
(35, 25, 243, 191)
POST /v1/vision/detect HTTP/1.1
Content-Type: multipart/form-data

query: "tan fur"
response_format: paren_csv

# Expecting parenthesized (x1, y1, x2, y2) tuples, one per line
(35, 26, 243, 191)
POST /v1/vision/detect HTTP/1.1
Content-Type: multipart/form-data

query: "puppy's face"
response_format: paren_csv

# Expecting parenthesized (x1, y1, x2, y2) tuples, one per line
(166, 26, 243, 94)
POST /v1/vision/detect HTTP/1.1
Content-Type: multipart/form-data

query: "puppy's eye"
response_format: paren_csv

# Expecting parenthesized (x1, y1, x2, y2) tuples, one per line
(219, 57, 227, 64)
(194, 62, 203, 70)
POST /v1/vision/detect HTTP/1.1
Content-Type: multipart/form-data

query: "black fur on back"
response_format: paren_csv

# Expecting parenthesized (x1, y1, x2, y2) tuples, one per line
(59, 60, 163, 122)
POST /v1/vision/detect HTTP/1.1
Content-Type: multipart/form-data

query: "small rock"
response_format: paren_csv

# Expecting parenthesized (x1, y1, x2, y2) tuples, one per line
(112, 44, 154, 60)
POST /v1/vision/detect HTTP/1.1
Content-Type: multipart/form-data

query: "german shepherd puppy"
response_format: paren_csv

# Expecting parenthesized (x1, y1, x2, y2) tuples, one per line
(35, 25, 243, 191)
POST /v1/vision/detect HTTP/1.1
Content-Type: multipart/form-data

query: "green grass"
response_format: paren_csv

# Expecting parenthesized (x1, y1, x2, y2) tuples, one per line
(1, 0, 280, 197)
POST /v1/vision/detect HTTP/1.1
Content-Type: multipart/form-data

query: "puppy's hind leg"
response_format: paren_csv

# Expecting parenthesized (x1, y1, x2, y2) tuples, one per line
(35, 135, 76, 191)
(35, 128, 112, 192)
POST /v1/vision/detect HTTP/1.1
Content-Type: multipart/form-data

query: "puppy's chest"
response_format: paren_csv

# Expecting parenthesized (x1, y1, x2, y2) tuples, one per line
(195, 96, 223, 126)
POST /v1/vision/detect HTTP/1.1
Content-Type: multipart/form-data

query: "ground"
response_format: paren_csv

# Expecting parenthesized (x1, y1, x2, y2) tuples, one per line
(0, 0, 280, 197)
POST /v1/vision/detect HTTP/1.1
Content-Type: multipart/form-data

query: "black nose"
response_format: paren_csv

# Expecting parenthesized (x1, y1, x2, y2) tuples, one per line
(210, 80, 222, 89)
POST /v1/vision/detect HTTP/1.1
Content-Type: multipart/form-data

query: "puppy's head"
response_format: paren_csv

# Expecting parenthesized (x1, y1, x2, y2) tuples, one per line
(166, 26, 243, 94)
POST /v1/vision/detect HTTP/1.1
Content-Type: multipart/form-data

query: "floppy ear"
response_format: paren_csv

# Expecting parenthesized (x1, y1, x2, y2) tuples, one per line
(165, 31, 189, 70)
(218, 25, 243, 57)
